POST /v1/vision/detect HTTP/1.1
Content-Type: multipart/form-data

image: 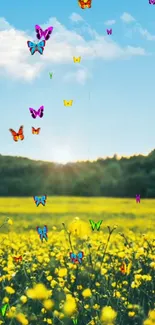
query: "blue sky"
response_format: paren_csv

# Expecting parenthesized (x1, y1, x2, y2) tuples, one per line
(0, 0, 155, 163)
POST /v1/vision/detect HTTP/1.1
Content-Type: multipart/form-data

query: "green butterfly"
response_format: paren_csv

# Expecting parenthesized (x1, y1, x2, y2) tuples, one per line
(73, 319, 78, 324)
(89, 220, 102, 231)
(49, 72, 53, 79)
(1, 304, 8, 316)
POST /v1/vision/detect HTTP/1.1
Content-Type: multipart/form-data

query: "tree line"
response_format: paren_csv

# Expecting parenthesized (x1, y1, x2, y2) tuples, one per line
(1, 150, 155, 197)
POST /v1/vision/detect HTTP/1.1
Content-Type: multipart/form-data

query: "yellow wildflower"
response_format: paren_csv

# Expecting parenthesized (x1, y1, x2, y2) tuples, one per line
(63, 295, 77, 316)
(5, 286, 15, 294)
(20, 296, 27, 304)
(43, 299, 54, 310)
(16, 313, 28, 325)
(100, 306, 117, 323)
(26, 283, 50, 300)
(82, 288, 92, 298)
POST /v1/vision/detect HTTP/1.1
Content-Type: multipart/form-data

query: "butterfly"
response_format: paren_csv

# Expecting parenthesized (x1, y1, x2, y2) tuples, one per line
(107, 29, 112, 35)
(13, 256, 22, 263)
(73, 56, 81, 63)
(35, 25, 53, 40)
(78, 0, 92, 9)
(9, 126, 24, 142)
(63, 100, 73, 106)
(27, 40, 46, 55)
(49, 72, 53, 79)
(73, 319, 78, 325)
(32, 127, 40, 135)
(89, 220, 102, 231)
(120, 261, 132, 275)
(36, 225, 48, 242)
(149, 0, 155, 3)
(34, 195, 47, 207)
(0, 304, 8, 317)
(29, 106, 44, 118)
(70, 252, 84, 264)
(136, 194, 140, 203)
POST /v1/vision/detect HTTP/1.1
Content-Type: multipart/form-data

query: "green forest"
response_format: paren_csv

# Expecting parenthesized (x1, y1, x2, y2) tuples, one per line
(1, 149, 155, 197)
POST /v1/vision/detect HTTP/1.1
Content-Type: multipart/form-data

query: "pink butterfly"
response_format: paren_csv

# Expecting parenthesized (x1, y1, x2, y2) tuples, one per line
(107, 29, 112, 35)
(29, 106, 44, 119)
(35, 25, 53, 41)
(149, 0, 155, 4)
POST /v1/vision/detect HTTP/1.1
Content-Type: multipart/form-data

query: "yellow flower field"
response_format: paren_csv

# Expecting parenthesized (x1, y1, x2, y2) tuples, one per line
(0, 197, 155, 325)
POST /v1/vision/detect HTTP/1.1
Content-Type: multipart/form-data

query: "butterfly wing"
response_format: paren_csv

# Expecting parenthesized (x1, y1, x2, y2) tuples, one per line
(70, 252, 76, 262)
(70, 100, 73, 106)
(34, 196, 40, 207)
(35, 25, 43, 39)
(44, 26, 53, 40)
(29, 108, 38, 118)
(36, 226, 43, 240)
(27, 41, 37, 55)
(89, 219, 96, 230)
(64, 100, 66, 106)
(43, 225, 48, 240)
(36, 40, 46, 55)
(37, 105, 44, 118)
(40, 195, 46, 206)
(96, 220, 102, 231)
(17, 125, 24, 140)
(9, 129, 19, 142)
(1, 304, 8, 317)
(77, 251, 83, 263)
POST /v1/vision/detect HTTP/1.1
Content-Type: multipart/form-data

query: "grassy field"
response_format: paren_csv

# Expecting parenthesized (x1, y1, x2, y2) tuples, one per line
(0, 197, 155, 325)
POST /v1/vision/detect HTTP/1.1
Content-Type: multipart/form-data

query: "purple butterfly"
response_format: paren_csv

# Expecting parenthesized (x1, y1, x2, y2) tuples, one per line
(149, 0, 155, 4)
(35, 25, 53, 41)
(107, 29, 112, 35)
(29, 106, 44, 119)
(136, 194, 140, 203)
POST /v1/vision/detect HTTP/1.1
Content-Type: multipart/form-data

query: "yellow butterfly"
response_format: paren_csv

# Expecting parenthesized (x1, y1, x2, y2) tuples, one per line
(73, 56, 81, 63)
(63, 100, 73, 106)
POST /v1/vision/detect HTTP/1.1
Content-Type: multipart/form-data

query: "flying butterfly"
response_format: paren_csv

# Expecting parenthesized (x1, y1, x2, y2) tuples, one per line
(9, 126, 24, 142)
(78, 0, 92, 9)
(89, 220, 102, 231)
(149, 0, 155, 3)
(107, 29, 112, 35)
(70, 252, 84, 264)
(35, 25, 53, 40)
(32, 127, 40, 135)
(36, 225, 48, 242)
(73, 56, 81, 63)
(29, 106, 44, 118)
(13, 256, 22, 263)
(63, 100, 73, 106)
(27, 40, 46, 55)
(34, 195, 47, 207)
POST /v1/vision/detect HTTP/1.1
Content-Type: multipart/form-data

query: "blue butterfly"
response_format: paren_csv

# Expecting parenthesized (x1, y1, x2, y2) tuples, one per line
(27, 40, 46, 55)
(37, 225, 48, 242)
(33, 195, 47, 207)
(70, 252, 84, 264)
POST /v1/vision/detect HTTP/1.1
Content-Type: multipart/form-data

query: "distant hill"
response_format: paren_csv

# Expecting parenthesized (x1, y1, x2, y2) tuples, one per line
(1, 151, 155, 197)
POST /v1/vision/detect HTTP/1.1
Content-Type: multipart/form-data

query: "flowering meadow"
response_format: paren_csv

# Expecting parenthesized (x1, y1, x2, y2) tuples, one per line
(0, 197, 155, 325)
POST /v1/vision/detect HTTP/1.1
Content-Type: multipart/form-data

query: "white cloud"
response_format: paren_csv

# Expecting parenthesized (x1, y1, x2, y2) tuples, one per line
(121, 12, 135, 23)
(64, 68, 90, 85)
(135, 25, 155, 41)
(104, 20, 116, 26)
(69, 13, 84, 23)
(0, 16, 146, 81)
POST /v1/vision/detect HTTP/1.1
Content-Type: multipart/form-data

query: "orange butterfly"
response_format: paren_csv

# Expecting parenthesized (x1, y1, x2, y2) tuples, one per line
(9, 126, 24, 142)
(13, 256, 22, 262)
(78, 0, 92, 9)
(120, 262, 127, 274)
(32, 127, 40, 135)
